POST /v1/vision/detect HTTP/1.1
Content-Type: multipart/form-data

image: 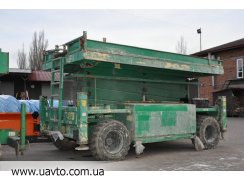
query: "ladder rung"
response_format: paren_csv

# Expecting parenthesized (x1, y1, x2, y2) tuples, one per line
(49, 107, 65, 110)
(51, 94, 59, 97)
(52, 82, 60, 85)
(52, 57, 62, 62)
(51, 69, 60, 73)
(49, 107, 57, 109)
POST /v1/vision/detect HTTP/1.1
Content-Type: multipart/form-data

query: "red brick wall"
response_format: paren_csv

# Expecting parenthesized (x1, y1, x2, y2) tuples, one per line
(198, 47, 244, 105)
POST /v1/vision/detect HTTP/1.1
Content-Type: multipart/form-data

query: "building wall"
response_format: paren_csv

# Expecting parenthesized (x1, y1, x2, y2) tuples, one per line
(0, 79, 54, 100)
(0, 73, 54, 100)
(0, 81, 14, 96)
(41, 82, 51, 98)
(41, 82, 60, 99)
(198, 47, 244, 105)
(239, 91, 244, 106)
(188, 83, 198, 99)
(26, 81, 42, 99)
(13, 77, 26, 97)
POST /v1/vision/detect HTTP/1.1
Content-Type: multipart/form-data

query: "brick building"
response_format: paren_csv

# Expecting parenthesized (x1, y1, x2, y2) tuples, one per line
(192, 38, 244, 116)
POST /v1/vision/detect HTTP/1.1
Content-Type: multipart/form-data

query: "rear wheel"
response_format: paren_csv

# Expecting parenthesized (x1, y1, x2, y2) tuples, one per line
(90, 120, 130, 161)
(196, 116, 220, 149)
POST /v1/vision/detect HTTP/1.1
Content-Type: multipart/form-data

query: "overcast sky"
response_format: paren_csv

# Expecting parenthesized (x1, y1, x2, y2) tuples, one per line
(1, 10, 244, 68)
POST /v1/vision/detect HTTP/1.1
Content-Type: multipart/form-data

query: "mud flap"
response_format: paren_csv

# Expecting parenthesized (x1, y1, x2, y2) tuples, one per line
(47, 131, 77, 150)
(194, 136, 205, 151)
(48, 131, 64, 142)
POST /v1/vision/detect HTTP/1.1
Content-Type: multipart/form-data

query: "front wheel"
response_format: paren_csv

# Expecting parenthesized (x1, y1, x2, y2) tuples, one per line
(90, 120, 130, 161)
(196, 116, 220, 149)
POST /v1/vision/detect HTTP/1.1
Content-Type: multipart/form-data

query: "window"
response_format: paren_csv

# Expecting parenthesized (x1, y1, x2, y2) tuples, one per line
(237, 58, 243, 79)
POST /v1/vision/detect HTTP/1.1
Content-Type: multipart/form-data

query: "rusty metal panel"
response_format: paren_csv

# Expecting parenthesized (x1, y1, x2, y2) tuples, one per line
(43, 33, 224, 76)
(129, 103, 196, 143)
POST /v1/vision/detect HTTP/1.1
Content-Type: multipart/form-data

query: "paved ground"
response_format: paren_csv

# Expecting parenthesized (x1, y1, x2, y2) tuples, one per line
(1, 117, 244, 170)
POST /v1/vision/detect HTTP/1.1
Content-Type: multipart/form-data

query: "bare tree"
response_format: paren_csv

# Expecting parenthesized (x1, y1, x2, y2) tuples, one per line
(29, 30, 48, 70)
(17, 44, 27, 69)
(176, 36, 187, 54)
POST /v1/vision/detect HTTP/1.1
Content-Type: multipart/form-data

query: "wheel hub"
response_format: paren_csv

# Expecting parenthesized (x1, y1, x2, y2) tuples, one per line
(205, 125, 217, 142)
(104, 131, 123, 154)
(105, 137, 113, 146)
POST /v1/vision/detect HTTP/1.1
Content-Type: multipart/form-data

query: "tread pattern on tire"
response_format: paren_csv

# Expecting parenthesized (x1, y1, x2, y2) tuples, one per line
(89, 120, 130, 161)
(196, 115, 220, 149)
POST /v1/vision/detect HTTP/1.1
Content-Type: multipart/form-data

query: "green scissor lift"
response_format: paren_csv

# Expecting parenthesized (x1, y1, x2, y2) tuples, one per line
(40, 31, 227, 160)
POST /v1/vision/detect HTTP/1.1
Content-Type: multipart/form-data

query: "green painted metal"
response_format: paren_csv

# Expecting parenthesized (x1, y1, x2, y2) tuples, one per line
(40, 32, 227, 152)
(62, 107, 78, 126)
(0, 104, 28, 156)
(217, 96, 227, 131)
(196, 107, 217, 112)
(20, 103, 26, 150)
(48, 107, 58, 130)
(133, 104, 188, 112)
(77, 92, 88, 144)
(39, 96, 47, 131)
(43, 33, 223, 76)
(70, 76, 188, 105)
(127, 103, 196, 143)
(88, 108, 130, 114)
(58, 58, 64, 128)
(0, 49, 9, 74)
(50, 60, 55, 108)
(50, 57, 64, 129)
(195, 97, 227, 132)
(69, 74, 199, 85)
(0, 129, 11, 144)
(135, 133, 193, 144)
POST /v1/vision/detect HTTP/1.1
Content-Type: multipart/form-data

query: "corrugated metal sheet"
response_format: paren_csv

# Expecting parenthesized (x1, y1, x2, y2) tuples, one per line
(28, 71, 59, 82)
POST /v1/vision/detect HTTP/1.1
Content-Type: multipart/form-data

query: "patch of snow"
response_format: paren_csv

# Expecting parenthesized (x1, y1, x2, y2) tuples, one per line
(192, 163, 210, 167)
(226, 157, 238, 160)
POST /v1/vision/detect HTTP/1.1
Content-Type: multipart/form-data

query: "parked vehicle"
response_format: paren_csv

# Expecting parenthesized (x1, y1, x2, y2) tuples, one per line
(40, 32, 227, 160)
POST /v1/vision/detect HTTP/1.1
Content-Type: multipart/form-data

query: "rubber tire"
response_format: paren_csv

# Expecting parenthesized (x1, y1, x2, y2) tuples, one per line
(90, 120, 130, 161)
(196, 116, 220, 149)
(53, 138, 78, 151)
